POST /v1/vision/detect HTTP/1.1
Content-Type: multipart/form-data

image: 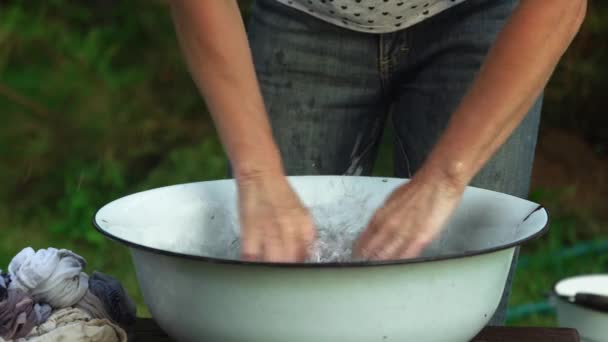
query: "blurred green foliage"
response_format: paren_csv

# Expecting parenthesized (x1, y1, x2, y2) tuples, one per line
(0, 0, 606, 324)
(0, 0, 226, 244)
(507, 184, 608, 326)
(542, 0, 608, 152)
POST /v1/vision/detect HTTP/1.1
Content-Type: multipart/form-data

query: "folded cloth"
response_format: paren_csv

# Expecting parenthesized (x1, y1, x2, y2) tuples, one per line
(0, 289, 39, 340)
(1, 271, 11, 289)
(8, 247, 88, 308)
(75, 290, 111, 321)
(13, 307, 127, 342)
(88, 272, 137, 334)
(0, 272, 6, 301)
(33, 304, 52, 325)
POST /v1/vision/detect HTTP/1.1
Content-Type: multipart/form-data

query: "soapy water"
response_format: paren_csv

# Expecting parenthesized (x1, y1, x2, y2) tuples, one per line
(305, 204, 367, 263)
(204, 200, 372, 263)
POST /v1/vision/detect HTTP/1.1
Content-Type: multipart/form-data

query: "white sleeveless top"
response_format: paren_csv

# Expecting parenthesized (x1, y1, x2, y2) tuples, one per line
(274, 0, 467, 33)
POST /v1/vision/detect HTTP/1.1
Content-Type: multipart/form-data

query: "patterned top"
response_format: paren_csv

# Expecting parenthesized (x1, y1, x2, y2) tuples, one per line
(274, 0, 467, 33)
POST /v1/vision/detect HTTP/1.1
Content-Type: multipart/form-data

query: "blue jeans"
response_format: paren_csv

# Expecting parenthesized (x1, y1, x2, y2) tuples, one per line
(245, 0, 542, 325)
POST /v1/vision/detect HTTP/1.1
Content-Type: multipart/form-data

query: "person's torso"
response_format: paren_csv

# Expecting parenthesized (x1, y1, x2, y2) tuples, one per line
(273, 0, 468, 33)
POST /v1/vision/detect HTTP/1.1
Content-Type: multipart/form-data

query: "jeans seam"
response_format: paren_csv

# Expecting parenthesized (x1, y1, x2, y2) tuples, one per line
(392, 118, 413, 178)
(342, 117, 384, 176)
(378, 34, 391, 98)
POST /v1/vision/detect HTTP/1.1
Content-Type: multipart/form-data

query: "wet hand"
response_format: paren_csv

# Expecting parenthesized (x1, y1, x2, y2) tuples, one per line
(237, 173, 316, 262)
(354, 171, 465, 260)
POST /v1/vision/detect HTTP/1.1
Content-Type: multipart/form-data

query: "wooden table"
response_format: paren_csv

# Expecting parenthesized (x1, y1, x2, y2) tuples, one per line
(134, 318, 580, 341)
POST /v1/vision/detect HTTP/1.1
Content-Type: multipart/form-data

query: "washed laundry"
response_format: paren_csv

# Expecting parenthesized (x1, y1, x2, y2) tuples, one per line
(32, 305, 51, 327)
(88, 272, 137, 337)
(8, 248, 88, 308)
(1, 247, 136, 341)
(0, 276, 6, 301)
(0, 289, 40, 340)
(14, 307, 127, 342)
(74, 290, 111, 322)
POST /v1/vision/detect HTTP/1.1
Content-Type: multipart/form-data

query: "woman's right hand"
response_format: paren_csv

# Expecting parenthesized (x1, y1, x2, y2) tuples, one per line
(169, 1, 314, 261)
(237, 172, 316, 263)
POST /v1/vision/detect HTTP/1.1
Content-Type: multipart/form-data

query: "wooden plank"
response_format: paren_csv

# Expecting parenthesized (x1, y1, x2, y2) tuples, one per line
(134, 319, 580, 342)
(134, 319, 172, 342)
(472, 326, 580, 342)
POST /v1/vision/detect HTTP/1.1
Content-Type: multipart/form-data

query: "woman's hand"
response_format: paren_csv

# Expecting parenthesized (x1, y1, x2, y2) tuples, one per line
(354, 168, 465, 260)
(238, 172, 316, 263)
(354, 0, 587, 261)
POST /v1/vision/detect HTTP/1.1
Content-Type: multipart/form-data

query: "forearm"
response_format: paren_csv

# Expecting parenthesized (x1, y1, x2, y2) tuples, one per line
(169, 0, 283, 180)
(420, 0, 587, 187)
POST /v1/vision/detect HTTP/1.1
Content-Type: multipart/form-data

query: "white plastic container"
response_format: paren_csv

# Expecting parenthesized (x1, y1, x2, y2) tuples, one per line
(553, 274, 608, 342)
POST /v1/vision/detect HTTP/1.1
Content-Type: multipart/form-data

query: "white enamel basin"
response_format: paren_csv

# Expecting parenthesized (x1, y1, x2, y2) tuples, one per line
(93, 176, 548, 342)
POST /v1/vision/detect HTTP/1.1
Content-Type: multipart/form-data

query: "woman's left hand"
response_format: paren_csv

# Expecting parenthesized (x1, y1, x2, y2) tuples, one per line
(354, 169, 466, 260)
